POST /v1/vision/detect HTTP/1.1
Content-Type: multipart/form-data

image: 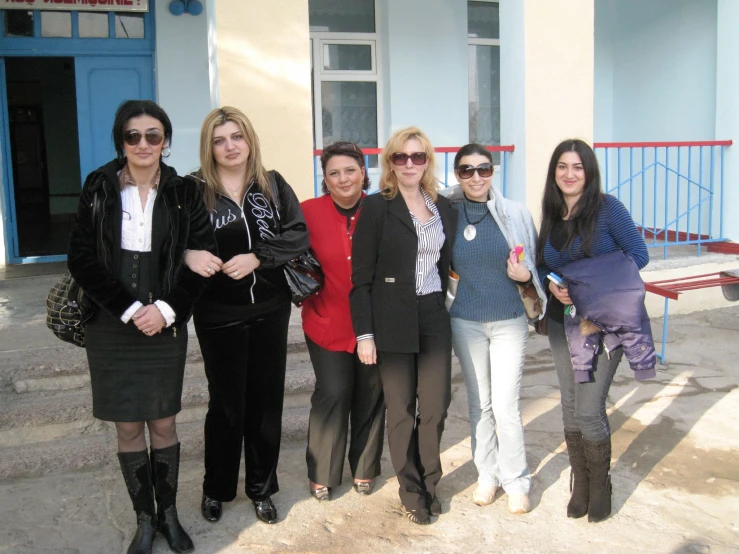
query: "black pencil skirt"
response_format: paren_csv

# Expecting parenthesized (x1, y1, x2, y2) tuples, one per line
(84, 251, 188, 423)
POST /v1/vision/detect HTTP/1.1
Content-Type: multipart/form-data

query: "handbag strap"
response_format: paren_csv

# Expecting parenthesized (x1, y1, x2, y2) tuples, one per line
(268, 172, 282, 233)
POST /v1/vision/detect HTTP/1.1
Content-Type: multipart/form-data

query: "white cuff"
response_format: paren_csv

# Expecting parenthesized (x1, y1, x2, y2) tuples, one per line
(357, 334, 374, 342)
(154, 300, 176, 328)
(121, 301, 143, 323)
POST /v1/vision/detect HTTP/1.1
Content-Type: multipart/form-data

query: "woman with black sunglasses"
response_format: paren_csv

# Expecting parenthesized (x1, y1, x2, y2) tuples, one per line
(442, 143, 547, 515)
(67, 100, 217, 554)
(350, 127, 458, 525)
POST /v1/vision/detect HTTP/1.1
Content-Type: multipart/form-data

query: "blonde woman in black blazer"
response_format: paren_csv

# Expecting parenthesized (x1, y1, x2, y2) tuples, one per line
(350, 126, 458, 525)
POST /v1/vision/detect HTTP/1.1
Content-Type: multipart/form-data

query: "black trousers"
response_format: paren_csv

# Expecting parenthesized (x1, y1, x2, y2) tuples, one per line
(305, 335, 385, 488)
(378, 292, 452, 512)
(195, 301, 291, 502)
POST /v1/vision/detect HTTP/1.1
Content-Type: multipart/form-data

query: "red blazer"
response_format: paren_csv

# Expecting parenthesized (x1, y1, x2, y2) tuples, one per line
(300, 193, 363, 353)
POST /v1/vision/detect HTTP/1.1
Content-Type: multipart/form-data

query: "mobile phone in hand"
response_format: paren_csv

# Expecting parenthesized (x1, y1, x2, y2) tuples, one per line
(547, 272, 565, 289)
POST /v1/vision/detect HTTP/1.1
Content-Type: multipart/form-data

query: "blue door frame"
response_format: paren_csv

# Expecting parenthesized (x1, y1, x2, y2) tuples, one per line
(0, 7, 155, 264)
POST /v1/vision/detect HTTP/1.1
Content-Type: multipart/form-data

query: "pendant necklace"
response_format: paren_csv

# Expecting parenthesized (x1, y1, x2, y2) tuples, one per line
(462, 202, 489, 241)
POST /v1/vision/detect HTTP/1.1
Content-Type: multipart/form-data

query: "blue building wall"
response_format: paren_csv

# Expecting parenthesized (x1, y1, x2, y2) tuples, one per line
(595, 0, 718, 143)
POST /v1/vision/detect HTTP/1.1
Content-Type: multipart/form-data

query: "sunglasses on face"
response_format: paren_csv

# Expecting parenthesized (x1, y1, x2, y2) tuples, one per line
(456, 163, 494, 179)
(390, 152, 428, 166)
(123, 129, 165, 147)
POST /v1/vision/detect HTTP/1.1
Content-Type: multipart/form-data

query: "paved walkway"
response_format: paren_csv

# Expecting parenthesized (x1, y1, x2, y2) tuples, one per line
(0, 273, 737, 553)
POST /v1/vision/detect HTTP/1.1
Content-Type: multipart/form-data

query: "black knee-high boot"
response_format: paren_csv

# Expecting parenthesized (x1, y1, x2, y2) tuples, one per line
(583, 436, 612, 523)
(564, 431, 589, 518)
(151, 443, 194, 553)
(118, 450, 157, 554)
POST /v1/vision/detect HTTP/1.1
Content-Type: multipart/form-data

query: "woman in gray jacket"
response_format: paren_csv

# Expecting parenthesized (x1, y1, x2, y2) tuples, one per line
(444, 143, 547, 514)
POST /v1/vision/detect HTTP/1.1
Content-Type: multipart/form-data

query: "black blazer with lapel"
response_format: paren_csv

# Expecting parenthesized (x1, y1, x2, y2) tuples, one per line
(350, 190, 458, 354)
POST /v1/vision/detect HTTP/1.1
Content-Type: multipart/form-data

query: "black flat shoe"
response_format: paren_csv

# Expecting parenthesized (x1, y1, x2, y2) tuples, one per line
(428, 496, 442, 516)
(253, 497, 278, 524)
(404, 507, 431, 525)
(201, 493, 222, 523)
(310, 486, 331, 502)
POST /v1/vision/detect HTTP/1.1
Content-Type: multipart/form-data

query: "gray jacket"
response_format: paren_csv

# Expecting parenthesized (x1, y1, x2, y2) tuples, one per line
(441, 184, 548, 320)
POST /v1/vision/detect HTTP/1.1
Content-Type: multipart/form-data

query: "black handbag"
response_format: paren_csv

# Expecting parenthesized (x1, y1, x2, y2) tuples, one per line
(284, 249, 324, 306)
(45, 271, 96, 347)
(269, 173, 324, 306)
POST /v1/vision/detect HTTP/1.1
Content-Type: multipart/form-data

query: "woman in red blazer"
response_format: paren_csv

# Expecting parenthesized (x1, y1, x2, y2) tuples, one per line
(300, 142, 385, 501)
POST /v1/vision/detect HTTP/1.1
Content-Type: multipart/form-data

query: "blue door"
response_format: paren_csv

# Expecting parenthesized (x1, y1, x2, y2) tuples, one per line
(75, 56, 154, 180)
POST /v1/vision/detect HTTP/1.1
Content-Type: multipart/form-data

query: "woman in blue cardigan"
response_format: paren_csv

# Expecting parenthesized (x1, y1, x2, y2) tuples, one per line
(536, 139, 649, 523)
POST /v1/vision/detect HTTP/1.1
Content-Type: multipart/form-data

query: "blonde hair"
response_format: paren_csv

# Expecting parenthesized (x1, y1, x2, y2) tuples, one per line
(379, 126, 439, 202)
(198, 106, 270, 211)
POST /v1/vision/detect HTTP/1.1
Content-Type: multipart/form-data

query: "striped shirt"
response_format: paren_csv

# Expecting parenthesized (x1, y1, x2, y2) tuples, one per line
(411, 191, 445, 295)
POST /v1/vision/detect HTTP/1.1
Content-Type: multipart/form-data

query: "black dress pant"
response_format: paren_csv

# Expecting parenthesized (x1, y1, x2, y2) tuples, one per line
(305, 335, 385, 488)
(195, 300, 291, 502)
(378, 292, 452, 512)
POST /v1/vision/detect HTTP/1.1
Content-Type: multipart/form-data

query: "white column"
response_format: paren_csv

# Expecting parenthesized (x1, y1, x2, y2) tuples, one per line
(154, 0, 214, 176)
(500, 0, 594, 220)
(213, 0, 314, 200)
(715, 0, 739, 242)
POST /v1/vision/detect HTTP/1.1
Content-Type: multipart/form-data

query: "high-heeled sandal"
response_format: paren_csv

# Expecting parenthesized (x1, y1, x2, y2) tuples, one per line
(404, 507, 431, 525)
(353, 480, 375, 495)
(309, 485, 331, 502)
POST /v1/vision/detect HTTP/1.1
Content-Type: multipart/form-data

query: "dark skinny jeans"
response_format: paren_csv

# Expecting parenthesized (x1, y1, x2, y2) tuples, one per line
(548, 317, 623, 442)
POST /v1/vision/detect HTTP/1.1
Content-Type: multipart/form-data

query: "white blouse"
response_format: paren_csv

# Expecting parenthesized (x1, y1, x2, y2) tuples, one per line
(121, 183, 157, 252)
(118, 184, 175, 327)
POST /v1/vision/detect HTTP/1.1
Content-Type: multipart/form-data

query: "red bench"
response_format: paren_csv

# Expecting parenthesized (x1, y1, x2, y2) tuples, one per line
(645, 270, 739, 363)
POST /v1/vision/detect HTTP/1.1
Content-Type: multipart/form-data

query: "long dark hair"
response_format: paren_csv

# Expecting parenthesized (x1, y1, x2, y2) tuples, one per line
(453, 143, 492, 168)
(536, 139, 603, 265)
(112, 100, 172, 159)
(320, 141, 371, 194)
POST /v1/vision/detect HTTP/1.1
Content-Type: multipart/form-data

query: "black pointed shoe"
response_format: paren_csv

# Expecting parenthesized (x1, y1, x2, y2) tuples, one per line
(253, 497, 278, 524)
(201, 493, 222, 523)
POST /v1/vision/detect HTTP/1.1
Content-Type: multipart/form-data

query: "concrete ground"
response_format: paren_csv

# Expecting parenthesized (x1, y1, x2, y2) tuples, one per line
(0, 270, 738, 553)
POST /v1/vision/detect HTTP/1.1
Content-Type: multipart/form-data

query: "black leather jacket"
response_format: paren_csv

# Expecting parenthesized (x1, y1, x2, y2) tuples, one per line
(67, 158, 217, 331)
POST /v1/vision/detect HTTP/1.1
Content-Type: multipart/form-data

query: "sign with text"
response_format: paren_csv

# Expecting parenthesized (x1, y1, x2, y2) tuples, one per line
(0, 0, 149, 12)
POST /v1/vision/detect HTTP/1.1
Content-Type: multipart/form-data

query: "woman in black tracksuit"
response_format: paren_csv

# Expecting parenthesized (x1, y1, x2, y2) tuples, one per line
(184, 106, 309, 526)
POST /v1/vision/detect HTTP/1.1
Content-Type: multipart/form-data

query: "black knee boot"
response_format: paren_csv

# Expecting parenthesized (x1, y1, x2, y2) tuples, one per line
(118, 450, 157, 554)
(151, 443, 194, 553)
(564, 431, 589, 518)
(583, 436, 612, 523)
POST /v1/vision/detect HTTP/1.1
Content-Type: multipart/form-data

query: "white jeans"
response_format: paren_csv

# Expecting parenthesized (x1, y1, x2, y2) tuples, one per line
(452, 315, 531, 494)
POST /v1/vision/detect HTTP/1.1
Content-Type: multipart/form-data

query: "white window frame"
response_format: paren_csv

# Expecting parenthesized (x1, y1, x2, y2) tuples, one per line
(309, 1, 384, 152)
(467, 0, 501, 150)
(318, 38, 376, 76)
(467, 0, 500, 60)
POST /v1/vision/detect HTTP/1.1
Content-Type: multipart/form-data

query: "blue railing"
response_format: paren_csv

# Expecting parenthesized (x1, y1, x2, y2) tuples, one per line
(594, 141, 732, 258)
(313, 145, 514, 198)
